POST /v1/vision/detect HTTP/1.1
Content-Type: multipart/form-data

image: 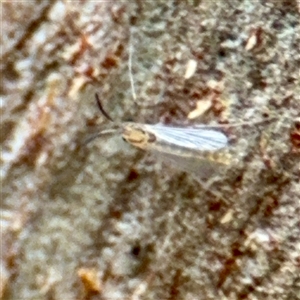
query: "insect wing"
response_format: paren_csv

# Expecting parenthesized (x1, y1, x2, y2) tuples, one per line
(146, 124, 228, 151)
(157, 151, 225, 179)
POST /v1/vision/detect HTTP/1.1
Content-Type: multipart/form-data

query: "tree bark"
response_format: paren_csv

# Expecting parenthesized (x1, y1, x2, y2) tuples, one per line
(1, 1, 300, 299)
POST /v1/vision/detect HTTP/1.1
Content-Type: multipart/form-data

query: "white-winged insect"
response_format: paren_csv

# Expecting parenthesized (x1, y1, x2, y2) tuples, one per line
(88, 93, 231, 179)
(87, 34, 233, 179)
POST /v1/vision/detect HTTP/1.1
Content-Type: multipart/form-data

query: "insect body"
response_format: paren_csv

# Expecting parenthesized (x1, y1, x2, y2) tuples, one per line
(122, 122, 228, 153)
(121, 122, 231, 178)
(92, 93, 231, 178)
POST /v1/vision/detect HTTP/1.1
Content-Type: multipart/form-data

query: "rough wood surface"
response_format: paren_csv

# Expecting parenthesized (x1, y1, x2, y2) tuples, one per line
(1, 1, 300, 299)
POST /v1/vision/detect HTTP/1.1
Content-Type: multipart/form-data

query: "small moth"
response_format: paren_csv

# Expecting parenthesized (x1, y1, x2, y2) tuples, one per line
(90, 93, 231, 179)
(88, 35, 233, 179)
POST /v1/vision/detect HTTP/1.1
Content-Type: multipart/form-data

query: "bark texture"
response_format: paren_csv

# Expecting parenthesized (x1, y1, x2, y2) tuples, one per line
(1, 1, 300, 299)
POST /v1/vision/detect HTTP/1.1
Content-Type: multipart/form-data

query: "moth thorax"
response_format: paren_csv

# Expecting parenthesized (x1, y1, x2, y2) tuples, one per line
(122, 124, 156, 150)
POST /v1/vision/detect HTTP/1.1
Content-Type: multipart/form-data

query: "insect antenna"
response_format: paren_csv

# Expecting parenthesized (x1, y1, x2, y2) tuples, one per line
(95, 93, 114, 122)
(83, 128, 118, 145)
(83, 94, 118, 145)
